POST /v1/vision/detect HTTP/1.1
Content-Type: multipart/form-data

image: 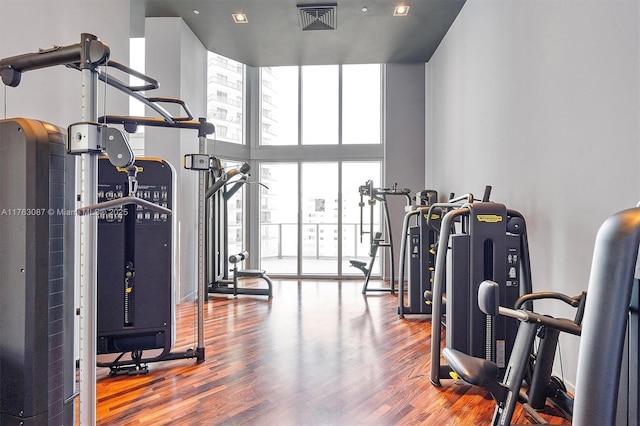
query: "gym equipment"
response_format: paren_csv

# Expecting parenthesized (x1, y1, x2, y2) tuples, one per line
(223, 251, 274, 297)
(0, 33, 115, 426)
(0, 34, 214, 424)
(573, 207, 640, 425)
(95, 157, 196, 375)
(350, 180, 412, 293)
(429, 197, 533, 386)
(190, 158, 272, 297)
(399, 190, 487, 318)
(441, 207, 640, 425)
(0, 118, 75, 425)
(397, 189, 439, 317)
(443, 280, 585, 425)
(350, 231, 383, 289)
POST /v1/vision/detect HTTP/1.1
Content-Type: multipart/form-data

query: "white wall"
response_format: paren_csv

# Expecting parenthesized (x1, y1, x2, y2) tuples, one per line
(384, 63, 426, 282)
(426, 0, 640, 388)
(0, 0, 130, 124)
(144, 17, 208, 301)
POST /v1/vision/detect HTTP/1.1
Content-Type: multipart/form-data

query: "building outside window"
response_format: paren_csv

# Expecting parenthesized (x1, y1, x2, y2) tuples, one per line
(207, 52, 245, 144)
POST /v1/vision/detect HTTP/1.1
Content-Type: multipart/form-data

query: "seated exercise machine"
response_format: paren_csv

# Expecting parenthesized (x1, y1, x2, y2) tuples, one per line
(399, 189, 490, 318)
(428, 189, 533, 386)
(397, 189, 440, 317)
(0, 34, 214, 424)
(442, 206, 640, 425)
(350, 231, 383, 289)
(444, 280, 585, 424)
(225, 251, 273, 297)
(192, 158, 273, 298)
(350, 180, 412, 294)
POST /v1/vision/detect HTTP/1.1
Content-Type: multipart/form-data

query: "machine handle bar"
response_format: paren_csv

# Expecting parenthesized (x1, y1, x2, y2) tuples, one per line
(514, 291, 583, 310)
(498, 306, 582, 336)
(0, 34, 110, 86)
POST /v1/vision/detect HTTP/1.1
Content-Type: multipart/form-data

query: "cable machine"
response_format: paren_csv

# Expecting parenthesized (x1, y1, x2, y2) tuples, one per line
(0, 118, 75, 425)
(350, 180, 412, 293)
(202, 160, 273, 297)
(95, 157, 193, 376)
(428, 193, 532, 386)
(397, 189, 439, 317)
(435, 206, 640, 425)
(0, 34, 214, 424)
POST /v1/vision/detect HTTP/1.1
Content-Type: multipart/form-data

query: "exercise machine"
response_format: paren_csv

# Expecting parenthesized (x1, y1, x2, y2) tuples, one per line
(572, 207, 640, 425)
(443, 280, 585, 424)
(398, 187, 494, 317)
(443, 205, 640, 425)
(397, 189, 440, 317)
(0, 118, 75, 425)
(0, 34, 214, 424)
(95, 157, 196, 375)
(223, 251, 273, 297)
(350, 180, 412, 293)
(350, 231, 383, 290)
(200, 160, 273, 297)
(429, 196, 533, 386)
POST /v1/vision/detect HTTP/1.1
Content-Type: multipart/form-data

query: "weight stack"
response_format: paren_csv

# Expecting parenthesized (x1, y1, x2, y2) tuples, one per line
(0, 118, 74, 425)
(97, 157, 174, 364)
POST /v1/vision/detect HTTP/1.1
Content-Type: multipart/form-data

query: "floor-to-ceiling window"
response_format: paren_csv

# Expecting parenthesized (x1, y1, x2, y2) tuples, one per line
(301, 66, 339, 145)
(259, 161, 382, 276)
(257, 64, 383, 277)
(300, 162, 339, 274)
(256, 64, 383, 277)
(259, 163, 299, 274)
(260, 64, 381, 146)
(207, 57, 384, 278)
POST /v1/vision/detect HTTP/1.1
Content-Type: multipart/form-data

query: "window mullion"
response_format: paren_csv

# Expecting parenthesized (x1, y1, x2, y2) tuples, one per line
(298, 66, 302, 146)
(338, 65, 343, 145)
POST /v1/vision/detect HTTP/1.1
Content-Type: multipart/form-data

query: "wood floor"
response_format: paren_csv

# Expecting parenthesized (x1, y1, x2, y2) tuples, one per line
(90, 280, 569, 425)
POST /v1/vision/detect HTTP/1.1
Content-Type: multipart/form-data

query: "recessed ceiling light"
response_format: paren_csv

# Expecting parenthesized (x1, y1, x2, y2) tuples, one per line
(193, 9, 200, 15)
(361, 7, 368, 12)
(232, 13, 248, 24)
(393, 4, 410, 16)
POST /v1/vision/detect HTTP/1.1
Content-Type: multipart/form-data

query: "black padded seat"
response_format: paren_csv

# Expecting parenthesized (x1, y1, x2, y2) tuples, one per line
(236, 269, 268, 277)
(443, 347, 499, 387)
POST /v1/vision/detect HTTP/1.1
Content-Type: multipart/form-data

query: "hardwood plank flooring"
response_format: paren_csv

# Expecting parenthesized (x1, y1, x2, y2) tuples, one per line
(88, 280, 570, 425)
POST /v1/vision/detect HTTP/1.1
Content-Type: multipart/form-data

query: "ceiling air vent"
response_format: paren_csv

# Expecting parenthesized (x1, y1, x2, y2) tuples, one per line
(297, 3, 337, 31)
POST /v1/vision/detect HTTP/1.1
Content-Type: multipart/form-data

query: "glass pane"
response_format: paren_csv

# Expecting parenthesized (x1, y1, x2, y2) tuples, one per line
(207, 52, 244, 144)
(221, 160, 245, 256)
(261, 67, 299, 145)
(129, 38, 146, 118)
(301, 65, 339, 145)
(128, 38, 145, 154)
(260, 163, 299, 274)
(301, 162, 338, 274)
(342, 64, 382, 144)
(341, 162, 382, 276)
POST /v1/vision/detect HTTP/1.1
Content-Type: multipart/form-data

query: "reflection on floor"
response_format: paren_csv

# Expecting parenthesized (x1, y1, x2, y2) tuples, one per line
(90, 280, 568, 425)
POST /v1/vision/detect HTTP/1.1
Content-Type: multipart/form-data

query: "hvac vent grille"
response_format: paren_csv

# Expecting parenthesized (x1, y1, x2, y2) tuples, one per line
(298, 4, 337, 31)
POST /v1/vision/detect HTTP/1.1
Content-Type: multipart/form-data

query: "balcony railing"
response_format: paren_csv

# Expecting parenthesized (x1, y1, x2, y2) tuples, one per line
(225, 222, 382, 275)
(259, 222, 377, 259)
